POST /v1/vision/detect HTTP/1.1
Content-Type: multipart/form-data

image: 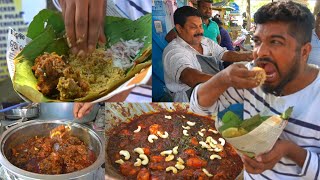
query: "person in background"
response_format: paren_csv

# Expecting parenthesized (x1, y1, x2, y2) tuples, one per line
(198, 0, 221, 44)
(190, 1, 319, 179)
(212, 17, 234, 51)
(163, 6, 252, 102)
(212, 17, 235, 68)
(188, 0, 197, 7)
(308, 11, 320, 66)
(165, 0, 221, 44)
(242, 12, 248, 29)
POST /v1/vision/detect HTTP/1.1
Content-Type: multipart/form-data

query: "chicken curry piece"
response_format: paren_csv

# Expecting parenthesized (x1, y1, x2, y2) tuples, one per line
(32, 52, 89, 100)
(9, 125, 96, 174)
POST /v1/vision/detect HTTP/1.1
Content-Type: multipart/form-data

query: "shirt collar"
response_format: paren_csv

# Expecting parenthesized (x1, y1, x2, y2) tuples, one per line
(202, 18, 213, 26)
(176, 36, 206, 55)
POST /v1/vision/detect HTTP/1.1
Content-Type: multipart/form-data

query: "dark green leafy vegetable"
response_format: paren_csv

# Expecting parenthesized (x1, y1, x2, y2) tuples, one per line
(220, 107, 293, 138)
(281, 106, 293, 120)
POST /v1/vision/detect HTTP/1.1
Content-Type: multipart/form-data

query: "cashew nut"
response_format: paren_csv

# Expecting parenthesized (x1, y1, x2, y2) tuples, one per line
(200, 128, 206, 132)
(186, 121, 196, 126)
(182, 125, 190, 130)
(134, 158, 142, 166)
(183, 130, 189, 136)
(139, 154, 149, 165)
(177, 157, 184, 164)
(213, 144, 224, 152)
(210, 154, 222, 160)
(175, 163, 185, 170)
(209, 142, 217, 149)
(202, 168, 213, 177)
(172, 146, 179, 155)
(206, 136, 217, 145)
(208, 148, 214, 151)
(160, 150, 173, 156)
(148, 134, 158, 143)
(218, 138, 226, 146)
(198, 131, 204, 137)
(133, 126, 141, 133)
(165, 115, 172, 119)
(166, 166, 178, 174)
(115, 159, 124, 165)
(165, 154, 175, 161)
(157, 131, 169, 138)
(134, 147, 144, 154)
(199, 141, 211, 149)
(208, 128, 219, 134)
(119, 150, 130, 160)
(181, 115, 185, 118)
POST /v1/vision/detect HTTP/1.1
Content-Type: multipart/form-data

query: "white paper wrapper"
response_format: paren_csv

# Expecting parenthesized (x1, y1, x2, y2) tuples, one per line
(216, 115, 288, 156)
(6, 28, 151, 102)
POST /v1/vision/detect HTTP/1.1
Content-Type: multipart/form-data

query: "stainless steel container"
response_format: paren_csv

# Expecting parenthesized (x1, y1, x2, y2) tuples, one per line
(105, 103, 211, 179)
(39, 103, 99, 123)
(105, 103, 243, 180)
(4, 106, 39, 120)
(2, 103, 39, 120)
(0, 120, 105, 180)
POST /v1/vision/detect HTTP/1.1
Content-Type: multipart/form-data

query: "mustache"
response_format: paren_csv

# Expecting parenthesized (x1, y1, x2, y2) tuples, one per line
(256, 57, 273, 64)
(194, 33, 203, 37)
(255, 57, 279, 72)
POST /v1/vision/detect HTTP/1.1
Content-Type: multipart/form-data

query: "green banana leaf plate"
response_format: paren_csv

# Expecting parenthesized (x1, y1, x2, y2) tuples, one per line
(13, 9, 151, 102)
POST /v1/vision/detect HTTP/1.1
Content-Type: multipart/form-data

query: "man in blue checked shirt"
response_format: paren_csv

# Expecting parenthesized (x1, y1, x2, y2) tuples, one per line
(191, 1, 320, 179)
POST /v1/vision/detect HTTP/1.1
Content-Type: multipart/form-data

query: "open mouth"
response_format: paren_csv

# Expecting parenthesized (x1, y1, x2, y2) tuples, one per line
(257, 62, 278, 83)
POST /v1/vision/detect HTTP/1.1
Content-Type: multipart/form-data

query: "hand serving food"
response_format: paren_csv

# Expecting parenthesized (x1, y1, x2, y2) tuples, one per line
(59, 0, 106, 56)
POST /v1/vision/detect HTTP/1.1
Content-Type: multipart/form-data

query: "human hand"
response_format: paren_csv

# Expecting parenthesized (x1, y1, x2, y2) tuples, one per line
(241, 139, 290, 174)
(244, 52, 253, 61)
(73, 103, 94, 119)
(221, 63, 259, 89)
(59, 0, 106, 56)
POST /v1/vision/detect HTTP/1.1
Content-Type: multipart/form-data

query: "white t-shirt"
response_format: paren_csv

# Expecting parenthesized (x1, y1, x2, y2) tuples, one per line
(190, 65, 320, 180)
(308, 29, 320, 66)
(163, 36, 227, 102)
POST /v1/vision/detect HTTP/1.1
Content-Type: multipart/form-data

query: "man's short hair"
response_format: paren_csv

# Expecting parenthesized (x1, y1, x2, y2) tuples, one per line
(254, 1, 314, 46)
(174, 6, 202, 27)
(197, 0, 212, 8)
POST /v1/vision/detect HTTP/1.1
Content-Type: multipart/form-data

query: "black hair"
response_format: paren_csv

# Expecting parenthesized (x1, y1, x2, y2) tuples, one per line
(212, 17, 222, 25)
(197, 0, 212, 8)
(254, 1, 314, 45)
(174, 6, 202, 27)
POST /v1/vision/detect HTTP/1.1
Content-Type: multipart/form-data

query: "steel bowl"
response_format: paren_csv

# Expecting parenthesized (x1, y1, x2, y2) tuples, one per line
(39, 103, 100, 123)
(0, 120, 105, 180)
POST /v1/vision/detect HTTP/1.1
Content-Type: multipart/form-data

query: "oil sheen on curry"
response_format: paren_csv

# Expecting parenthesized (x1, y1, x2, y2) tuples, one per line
(107, 113, 243, 180)
(8, 125, 96, 174)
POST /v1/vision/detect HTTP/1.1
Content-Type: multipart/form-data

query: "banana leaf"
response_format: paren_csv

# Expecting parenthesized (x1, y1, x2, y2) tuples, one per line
(13, 10, 152, 102)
